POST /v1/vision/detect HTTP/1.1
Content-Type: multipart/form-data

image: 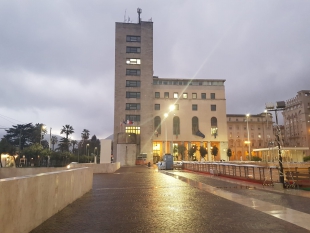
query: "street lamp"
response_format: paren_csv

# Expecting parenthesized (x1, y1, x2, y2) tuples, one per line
(164, 113, 168, 154)
(245, 114, 251, 161)
(40, 125, 46, 146)
(266, 101, 286, 187)
(94, 147, 97, 164)
(86, 144, 89, 163)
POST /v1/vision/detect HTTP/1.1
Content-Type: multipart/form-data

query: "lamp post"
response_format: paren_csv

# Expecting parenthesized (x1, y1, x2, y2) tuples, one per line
(49, 128, 52, 150)
(94, 147, 97, 164)
(266, 101, 286, 187)
(246, 114, 251, 161)
(164, 113, 168, 154)
(40, 125, 46, 146)
(86, 144, 89, 163)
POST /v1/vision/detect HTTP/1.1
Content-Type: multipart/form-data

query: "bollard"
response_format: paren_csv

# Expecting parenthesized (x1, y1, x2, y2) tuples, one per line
(148, 162, 151, 167)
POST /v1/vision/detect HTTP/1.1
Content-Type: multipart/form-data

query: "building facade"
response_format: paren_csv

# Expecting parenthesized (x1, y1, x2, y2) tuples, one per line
(226, 113, 274, 161)
(113, 17, 228, 165)
(282, 90, 310, 156)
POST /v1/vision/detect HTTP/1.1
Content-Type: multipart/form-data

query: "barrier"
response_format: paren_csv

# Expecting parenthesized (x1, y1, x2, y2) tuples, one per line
(0, 167, 93, 233)
(69, 162, 120, 173)
(183, 162, 280, 183)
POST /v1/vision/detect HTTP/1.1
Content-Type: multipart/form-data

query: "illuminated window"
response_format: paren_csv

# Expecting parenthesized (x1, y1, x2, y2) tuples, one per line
(125, 126, 140, 134)
(183, 93, 188, 99)
(192, 93, 197, 99)
(173, 92, 178, 98)
(126, 58, 141, 65)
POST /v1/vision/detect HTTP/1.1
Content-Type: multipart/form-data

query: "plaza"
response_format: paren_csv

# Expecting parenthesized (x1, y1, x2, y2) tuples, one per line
(30, 165, 310, 233)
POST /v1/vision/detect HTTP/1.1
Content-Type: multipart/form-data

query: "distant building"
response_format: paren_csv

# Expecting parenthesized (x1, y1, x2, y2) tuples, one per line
(113, 12, 228, 165)
(226, 113, 273, 160)
(282, 90, 310, 156)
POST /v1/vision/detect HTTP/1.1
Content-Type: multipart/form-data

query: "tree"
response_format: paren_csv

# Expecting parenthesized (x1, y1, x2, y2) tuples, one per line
(71, 140, 78, 153)
(178, 144, 186, 160)
(51, 136, 58, 151)
(60, 125, 74, 139)
(199, 146, 208, 161)
(188, 145, 197, 161)
(4, 123, 35, 150)
(211, 145, 219, 161)
(57, 137, 71, 152)
(227, 148, 232, 161)
(81, 129, 90, 140)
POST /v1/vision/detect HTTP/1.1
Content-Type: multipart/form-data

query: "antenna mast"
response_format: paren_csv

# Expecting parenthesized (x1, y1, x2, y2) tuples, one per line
(137, 8, 142, 24)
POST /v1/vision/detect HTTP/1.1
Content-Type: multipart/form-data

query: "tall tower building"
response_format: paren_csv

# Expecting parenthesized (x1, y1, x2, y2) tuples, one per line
(114, 12, 154, 165)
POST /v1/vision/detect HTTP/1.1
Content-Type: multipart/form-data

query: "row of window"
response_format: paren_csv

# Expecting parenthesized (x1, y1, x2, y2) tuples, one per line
(154, 116, 218, 135)
(155, 92, 215, 99)
(126, 35, 141, 42)
(153, 80, 224, 86)
(229, 133, 262, 138)
(154, 104, 216, 111)
(228, 125, 270, 130)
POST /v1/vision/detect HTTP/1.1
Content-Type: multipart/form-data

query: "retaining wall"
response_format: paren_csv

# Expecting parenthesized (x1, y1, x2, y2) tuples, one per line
(0, 167, 93, 233)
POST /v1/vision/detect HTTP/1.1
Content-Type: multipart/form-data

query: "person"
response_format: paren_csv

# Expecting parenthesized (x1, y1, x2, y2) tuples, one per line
(47, 155, 50, 167)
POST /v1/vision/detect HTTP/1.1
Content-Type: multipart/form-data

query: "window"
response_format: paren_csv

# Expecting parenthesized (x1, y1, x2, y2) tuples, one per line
(126, 46, 141, 53)
(173, 92, 178, 98)
(155, 92, 160, 98)
(173, 116, 180, 135)
(192, 93, 197, 99)
(192, 104, 198, 111)
(201, 93, 206, 99)
(183, 93, 188, 99)
(155, 104, 160, 110)
(174, 104, 179, 110)
(164, 92, 169, 98)
(126, 80, 140, 87)
(126, 35, 141, 42)
(126, 103, 140, 110)
(126, 115, 140, 122)
(126, 92, 140, 98)
(126, 69, 140, 76)
(211, 117, 217, 127)
(154, 116, 161, 134)
(192, 117, 199, 134)
(126, 58, 141, 65)
(211, 93, 215, 99)
(211, 105, 216, 111)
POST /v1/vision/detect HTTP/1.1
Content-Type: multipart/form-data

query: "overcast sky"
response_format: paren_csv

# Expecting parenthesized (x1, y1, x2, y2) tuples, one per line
(0, 0, 309, 140)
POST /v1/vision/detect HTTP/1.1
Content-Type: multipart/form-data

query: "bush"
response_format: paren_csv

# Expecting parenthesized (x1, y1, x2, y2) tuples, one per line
(303, 156, 310, 162)
(251, 156, 262, 161)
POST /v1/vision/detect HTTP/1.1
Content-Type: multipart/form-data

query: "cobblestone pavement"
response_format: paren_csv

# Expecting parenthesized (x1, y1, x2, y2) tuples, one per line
(31, 166, 310, 233)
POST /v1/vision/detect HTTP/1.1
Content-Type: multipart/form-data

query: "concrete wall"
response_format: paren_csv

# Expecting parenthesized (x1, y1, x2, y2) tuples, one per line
(100, 139, 112, 163)
(0, 167, 93, 233)
(0, 167, 69, 179)
(69, 162, 120, 173)
(117, 144, 136, 166)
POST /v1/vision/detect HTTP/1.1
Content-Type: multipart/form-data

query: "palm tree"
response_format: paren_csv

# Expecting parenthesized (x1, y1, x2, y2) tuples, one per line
(81, 129, 90, 140)
(60, 125, 74, 139)
(51, 136, 58, 151)
(71, 140, 77, 153)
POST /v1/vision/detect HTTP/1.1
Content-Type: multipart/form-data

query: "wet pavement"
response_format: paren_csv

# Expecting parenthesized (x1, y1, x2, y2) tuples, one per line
(31, 166, 310, 233)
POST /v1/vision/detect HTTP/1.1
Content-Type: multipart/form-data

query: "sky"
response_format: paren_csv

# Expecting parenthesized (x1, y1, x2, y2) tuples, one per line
(0, 0, 310, 140)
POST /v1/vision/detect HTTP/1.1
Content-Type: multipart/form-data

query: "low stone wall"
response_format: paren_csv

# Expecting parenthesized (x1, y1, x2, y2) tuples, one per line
(0, 167, 68, 179)
(0, 167, 93, 233)
(69, 162, 120, 173)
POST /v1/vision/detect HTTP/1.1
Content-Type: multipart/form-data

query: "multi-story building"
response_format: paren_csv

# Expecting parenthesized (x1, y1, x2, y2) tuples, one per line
(226, 113, 274, 160)
(113, 13, 228, 165)
(282, 90, 310, 156)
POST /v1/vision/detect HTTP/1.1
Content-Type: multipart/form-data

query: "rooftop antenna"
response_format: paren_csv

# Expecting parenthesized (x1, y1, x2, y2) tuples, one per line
(124, 9, 127, 23)
(137, 8, 142, 24)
